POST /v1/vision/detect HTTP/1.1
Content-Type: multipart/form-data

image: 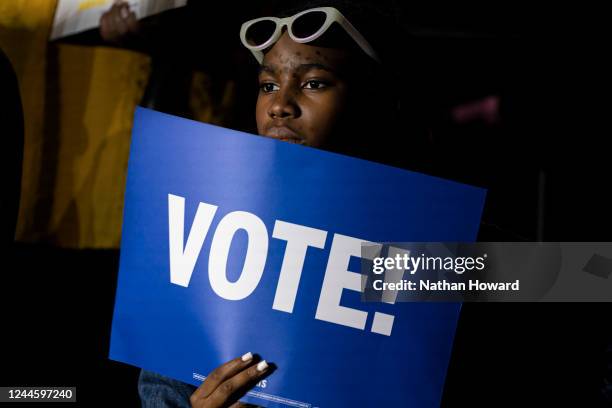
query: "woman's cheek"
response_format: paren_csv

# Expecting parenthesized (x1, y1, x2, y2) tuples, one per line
(255, 97, 269, 134)
(296, 103, 323, 146)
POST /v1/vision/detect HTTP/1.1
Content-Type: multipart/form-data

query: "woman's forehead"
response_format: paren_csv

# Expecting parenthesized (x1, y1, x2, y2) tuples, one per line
(262, 32, 350, 72)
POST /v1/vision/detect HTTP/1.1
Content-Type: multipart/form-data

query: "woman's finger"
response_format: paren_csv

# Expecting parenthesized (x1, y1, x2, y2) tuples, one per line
(119, 3, 130, 19)
(205, 360, 269, 408)
(100, 3, 125, 41)
(113, 7, 128, 36)
(191, 353, 257, 401)
(126, 11, 140, 33)
(99, 13, 110, 39)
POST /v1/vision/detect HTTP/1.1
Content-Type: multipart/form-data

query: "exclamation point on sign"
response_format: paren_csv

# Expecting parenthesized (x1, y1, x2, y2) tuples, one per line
(370, 246, 409, 336)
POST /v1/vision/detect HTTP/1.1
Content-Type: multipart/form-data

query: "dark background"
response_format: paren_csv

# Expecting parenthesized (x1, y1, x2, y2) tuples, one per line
(1, 1, 610, 407)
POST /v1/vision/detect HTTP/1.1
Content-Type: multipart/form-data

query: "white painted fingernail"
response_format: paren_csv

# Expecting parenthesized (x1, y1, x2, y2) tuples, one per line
(256, 360, 268, 372)
(241, 352, 253, 362)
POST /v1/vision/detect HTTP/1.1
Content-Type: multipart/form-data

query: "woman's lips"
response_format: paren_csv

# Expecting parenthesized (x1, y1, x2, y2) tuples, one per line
(265, 126, 305, 144)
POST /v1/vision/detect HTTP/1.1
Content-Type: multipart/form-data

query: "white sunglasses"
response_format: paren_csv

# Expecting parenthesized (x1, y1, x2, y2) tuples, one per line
(240, 6, 380, 64)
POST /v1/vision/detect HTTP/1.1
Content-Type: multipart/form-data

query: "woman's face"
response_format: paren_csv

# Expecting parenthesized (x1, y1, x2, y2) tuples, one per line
(255, 32, 352, 148)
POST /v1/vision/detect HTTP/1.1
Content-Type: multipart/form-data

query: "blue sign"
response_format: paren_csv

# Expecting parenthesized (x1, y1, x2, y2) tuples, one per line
(110, 107, 486, 407)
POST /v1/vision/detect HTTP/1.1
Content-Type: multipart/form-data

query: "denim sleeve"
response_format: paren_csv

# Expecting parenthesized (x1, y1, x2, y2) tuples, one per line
(138, 369, 197, 408)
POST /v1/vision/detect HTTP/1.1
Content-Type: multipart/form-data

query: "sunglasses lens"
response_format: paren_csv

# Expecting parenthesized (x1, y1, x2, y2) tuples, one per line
(291, 11, 327, 39)
(245, 19, 277, 47)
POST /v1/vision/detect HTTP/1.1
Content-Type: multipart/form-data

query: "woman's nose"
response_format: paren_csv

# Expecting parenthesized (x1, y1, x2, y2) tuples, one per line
(268, 88, 300, 119)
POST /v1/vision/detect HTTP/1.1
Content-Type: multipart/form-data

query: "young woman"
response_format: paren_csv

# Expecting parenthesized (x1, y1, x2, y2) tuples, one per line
(139, 1, 404, 407)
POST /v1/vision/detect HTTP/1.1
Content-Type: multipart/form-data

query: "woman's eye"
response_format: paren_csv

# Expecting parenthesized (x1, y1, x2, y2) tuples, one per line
(303, 80, 327, 90)
(259, 82, 279, 93)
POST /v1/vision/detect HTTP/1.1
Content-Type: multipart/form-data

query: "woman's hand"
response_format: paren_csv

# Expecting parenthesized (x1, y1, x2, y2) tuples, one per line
(99, 1, 139, 43)
(190, 352, 269, 408)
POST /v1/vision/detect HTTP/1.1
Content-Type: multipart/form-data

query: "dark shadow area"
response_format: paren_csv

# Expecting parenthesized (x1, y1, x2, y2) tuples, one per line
(444, 302, 612, 406)
(0, 244, 140, 406)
